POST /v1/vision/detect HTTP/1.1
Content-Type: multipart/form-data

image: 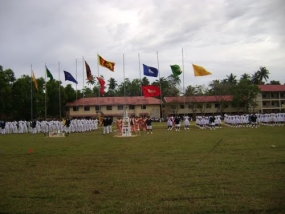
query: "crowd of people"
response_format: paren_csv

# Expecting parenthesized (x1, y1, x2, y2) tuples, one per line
(0, 119, 99, 135)
(0, 113, 284, 135)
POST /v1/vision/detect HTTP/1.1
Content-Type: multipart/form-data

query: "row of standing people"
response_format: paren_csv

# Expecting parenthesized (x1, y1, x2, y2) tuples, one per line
(0, 119, 99, 135)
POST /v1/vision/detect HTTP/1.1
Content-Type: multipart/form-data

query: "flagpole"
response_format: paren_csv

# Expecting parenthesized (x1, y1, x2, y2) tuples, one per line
(182, 48, 186, 136)
(45, 64, 47, 120)
(156, 51, 163, 118)
(83, 56, 85, 98)
(31, 64, 33, 123)
(96, 54, 99, 97)
(138, 53, 142, 96)
(123, 53, 125, 97)
(58, 61, 61, 120)
(76, 58, 78, 102)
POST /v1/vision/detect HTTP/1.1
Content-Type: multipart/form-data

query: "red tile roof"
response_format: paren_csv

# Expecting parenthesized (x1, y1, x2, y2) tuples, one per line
(66, 96, 162, 106)
(164, 95, 233, 103)
(258, 85, 285, 92)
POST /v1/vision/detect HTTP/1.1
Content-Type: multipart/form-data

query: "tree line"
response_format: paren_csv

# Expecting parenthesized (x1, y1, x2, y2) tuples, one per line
(0, 65, 280, 120)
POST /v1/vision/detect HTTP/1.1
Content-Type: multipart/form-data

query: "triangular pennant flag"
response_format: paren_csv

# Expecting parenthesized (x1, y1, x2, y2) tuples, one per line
(192, 64, 212, 76)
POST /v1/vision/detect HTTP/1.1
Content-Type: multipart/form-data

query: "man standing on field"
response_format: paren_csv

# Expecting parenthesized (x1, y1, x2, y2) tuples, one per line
(146, 116, 153, 134)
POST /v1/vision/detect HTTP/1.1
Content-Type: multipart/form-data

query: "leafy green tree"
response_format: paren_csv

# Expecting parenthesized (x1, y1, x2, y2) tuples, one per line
(106, 77, 118, 97)
(141, 77, 150, 86)
(184, 85, 199, 96)
(46, 80, 66, 119)
(152, 77, 179, 97)
(232, 79, 260, 113)
(64, 84, 77, 102)
(268, 80, 280, 85)
(11, 75, 31, 120)
(0, 66, 16, 119)
(82, 86, 94, 97)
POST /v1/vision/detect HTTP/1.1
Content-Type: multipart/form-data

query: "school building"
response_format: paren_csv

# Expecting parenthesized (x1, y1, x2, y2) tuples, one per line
(65, 96, 162, 119)
(65, 85, 285, 119)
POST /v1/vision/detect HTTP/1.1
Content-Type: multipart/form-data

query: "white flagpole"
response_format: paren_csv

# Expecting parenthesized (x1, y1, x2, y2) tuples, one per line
(138, 53, 142, 96)
(31, 64, 33, 122)
(156, 51, 163, 118)
(123, 53, 125, 96)
(45, 64, 47, 120)
(76, 58, 78, 102)
(97, 54, 100, 97)
(58, 62, 61, 120)
(83, 56, 85, 98)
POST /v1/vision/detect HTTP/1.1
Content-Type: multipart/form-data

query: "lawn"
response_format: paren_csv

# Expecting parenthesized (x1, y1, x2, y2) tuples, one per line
(0, 123, 285, 214)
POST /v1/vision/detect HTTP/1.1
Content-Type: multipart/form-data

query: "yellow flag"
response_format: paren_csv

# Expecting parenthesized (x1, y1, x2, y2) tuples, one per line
(32, 70, 38, 90)
(62, 118, 66, 126)
(192, 64, 212, 76)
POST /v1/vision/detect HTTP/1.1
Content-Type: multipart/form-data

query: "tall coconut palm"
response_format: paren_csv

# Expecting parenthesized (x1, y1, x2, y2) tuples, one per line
(240, 73, 251, 81)
(86, 75, 96, 86)
(226, 73, 237, 84)
(107, 77, 117, 90)
(257, 66, 270, 83)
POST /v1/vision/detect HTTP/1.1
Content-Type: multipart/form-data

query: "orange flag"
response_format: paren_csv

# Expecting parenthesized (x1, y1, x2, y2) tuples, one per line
(32, 71, 38, 90)
(192, 64, 212, 76)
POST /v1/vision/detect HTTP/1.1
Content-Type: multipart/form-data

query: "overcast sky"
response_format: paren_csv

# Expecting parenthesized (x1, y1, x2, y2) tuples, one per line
(1, 0, 285, 91)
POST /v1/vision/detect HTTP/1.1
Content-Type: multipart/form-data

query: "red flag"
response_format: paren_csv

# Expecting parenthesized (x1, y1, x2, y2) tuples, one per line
(96, 77, 105, 96)
(98, 54, 115, 72)
(142, 85, 161, 97)
(85, 61, 92, 81)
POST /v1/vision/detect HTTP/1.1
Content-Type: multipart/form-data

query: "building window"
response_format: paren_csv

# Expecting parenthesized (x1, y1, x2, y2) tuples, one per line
(95, 105, 101, 111)
(73, 106, 79, 111)
(84, 106, 90, 111)
(180, 105, 184, 109)
(215, 103, 219, 108)
(206, 103, 211, 108)
(223, 104, 228, 108)
(129, 105, 135, 110)
(118, 105, 124, 110)
(106, 106, 112, 110)
(141, 105, 146, 109)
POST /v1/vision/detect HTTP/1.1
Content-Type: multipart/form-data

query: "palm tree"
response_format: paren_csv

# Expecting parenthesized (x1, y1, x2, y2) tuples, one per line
(240, 73, 251, 81)
(251, 72, 260, 84)
(107, 77, 117, 90)
(86, 75, 96, 86)
(257, 66, 270, 83)
(226, 73, 237, 84)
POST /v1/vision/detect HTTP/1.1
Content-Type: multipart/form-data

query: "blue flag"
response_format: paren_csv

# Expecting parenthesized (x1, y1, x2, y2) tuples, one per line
(143, 64, 158, 77)
(64, 71, 78, 84)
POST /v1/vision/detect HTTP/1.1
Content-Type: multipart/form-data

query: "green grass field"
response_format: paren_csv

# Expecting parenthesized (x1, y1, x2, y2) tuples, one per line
(1, 124, 285, 214)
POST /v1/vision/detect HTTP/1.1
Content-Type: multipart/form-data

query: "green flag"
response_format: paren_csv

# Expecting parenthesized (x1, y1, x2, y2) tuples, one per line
(170, 64, 182, 76)
(46, 67, 53, 80)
